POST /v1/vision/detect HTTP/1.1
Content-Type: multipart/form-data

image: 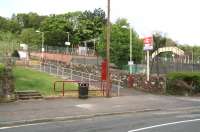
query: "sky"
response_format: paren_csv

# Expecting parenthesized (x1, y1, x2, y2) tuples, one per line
(0, 0, 200, 45)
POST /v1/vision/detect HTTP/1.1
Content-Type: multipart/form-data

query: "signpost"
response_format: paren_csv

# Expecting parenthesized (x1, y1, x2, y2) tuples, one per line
(143, 36, 153, 81)
(65, 42, 70, 46)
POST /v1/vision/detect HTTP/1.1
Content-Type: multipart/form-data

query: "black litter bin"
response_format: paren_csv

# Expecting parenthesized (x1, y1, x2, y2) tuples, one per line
(78, 83, 89, 99)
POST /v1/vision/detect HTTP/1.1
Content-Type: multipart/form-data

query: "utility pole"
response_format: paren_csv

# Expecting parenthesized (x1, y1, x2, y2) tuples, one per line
(106, 0, 111, 97)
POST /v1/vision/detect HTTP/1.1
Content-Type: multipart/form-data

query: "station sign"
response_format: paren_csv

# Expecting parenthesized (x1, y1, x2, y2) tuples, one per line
(143, 36, 153, 51)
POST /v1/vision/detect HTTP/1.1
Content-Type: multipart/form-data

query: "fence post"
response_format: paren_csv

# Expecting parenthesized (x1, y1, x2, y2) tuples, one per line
(81, 72, 83, 82)
(70, 69, 73, 80)
(57, 65, 59, 76)
(40, 62, 42, 71)
(89, 74, 91, 86)
(117, 81, 120, 96)
(44, 63, 46, 72)
(62, 67, 64, 77)
(50, 64, 52, 74)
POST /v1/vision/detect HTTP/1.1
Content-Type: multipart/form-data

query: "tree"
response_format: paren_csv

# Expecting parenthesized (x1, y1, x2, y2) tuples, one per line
(0, 16, 9, 32)
(97, 18, 143, 68)
(40, 13, 76, 46)
(15, 13, 45, 29)
(20, 28, 41, 46)
(40, 9, 106, 46)
(77, 8, 106, 42)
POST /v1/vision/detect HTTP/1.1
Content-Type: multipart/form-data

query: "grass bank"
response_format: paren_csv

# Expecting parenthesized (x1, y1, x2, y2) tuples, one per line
(13, 67, 78, 96)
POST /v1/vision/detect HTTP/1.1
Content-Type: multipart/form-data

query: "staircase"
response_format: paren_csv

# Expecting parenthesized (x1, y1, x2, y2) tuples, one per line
(15, 90, 43, 100)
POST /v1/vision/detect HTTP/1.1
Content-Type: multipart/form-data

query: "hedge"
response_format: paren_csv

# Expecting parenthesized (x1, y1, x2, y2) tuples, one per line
(166, 72, 200, 95)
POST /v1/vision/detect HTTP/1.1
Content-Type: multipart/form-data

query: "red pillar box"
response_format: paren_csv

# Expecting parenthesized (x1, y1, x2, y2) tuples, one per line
(101, 59, 107, 81)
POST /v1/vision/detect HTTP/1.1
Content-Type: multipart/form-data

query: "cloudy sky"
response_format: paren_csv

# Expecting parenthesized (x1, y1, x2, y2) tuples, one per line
(0, 0, 199, 45)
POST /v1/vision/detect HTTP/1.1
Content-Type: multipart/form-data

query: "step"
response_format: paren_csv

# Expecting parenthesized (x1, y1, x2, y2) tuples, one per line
(17, 95, 43, 100)
(15, 90, 43, 100)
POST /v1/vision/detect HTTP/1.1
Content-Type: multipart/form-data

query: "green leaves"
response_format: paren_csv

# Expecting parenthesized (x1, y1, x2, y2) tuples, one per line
(97, 18, 143, 68)
(20, 28, 41, 46)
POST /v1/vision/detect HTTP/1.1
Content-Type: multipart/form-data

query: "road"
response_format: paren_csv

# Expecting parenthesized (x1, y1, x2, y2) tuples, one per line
(1, 109, 200, 132)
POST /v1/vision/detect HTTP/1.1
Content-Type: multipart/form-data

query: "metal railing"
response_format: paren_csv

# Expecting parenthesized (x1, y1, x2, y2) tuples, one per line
(29, 62, 122, 96)
(53, 80, 106, 96)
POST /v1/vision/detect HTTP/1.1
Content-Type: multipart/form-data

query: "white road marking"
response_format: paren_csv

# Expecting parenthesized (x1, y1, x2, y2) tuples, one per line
(128, 118, 200, 132)
(0, 122, 48, 130)
(76, 104, 93, 109)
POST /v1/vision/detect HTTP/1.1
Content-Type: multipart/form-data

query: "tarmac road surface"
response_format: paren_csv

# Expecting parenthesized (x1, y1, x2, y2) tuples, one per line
(1, 109, 200, 132)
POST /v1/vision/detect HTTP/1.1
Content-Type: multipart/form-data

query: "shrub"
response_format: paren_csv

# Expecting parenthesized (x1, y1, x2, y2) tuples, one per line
(166, 72, 200, 95)
(0, 63, 5, 76)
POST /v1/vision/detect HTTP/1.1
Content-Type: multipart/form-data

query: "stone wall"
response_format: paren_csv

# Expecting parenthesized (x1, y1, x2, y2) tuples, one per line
(0, 59, 15, 103)
(132, 74, 166, 94)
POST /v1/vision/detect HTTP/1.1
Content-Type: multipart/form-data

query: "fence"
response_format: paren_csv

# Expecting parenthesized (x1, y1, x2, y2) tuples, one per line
(29, 45, 96, 57)
(29, 62, 122, 96)
(149, 56, 200, 74)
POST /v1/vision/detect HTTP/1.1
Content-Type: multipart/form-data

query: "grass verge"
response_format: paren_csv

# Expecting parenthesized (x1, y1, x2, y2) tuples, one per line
(13, 66, 78, 96)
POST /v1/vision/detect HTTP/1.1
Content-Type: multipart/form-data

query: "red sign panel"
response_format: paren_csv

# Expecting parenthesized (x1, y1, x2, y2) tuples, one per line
(101, 59, 107, 81)
(143, 36, 153, 51)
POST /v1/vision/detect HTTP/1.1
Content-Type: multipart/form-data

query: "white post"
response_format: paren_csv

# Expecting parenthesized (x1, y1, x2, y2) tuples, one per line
(117, 81, 120, 96)
(129, 28, 132, 74)
(147, 50, 150, 81)
(41, 32, 44, 60)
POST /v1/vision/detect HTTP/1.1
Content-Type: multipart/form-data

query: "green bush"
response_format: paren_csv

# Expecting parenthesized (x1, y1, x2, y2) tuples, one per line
(0, 63, 5, 76)
(166, 72, 200, 95)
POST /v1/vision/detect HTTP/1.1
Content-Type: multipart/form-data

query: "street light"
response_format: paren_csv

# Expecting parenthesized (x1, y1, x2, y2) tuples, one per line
(122, 25, 133, 75)
(66, 32, 69, 42)
(36, 30, 44, 60)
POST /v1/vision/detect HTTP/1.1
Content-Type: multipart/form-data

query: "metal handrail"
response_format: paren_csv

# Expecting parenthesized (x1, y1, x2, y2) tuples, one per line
(53, 80, 105, 96)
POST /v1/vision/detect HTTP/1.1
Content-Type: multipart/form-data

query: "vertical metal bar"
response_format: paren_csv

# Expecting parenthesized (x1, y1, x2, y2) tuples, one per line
(147, 51, 150, 81)
(89, 74, 91, 86)
(44, 63, 46, 72)
(62, 67, 64, 77)
(57, 65, 59, 76)
(129, 27, 132, 74)
(50, 64, 52, 73)
(70, 69, 73, 80)
(81, 72, 83, 82)
(117, 81, 120, 96)
(62, 82, 65, 96)
(54, 82, 56, 93)
(40, 62, 42, 71)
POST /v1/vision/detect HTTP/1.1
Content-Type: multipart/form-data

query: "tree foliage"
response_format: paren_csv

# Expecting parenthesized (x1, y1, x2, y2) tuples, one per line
(97, 18, 143, 68)
(20, 28, 41, 46)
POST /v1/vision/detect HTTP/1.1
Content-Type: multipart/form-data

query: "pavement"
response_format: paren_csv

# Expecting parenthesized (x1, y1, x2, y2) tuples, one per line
(1, 91, 200, 127)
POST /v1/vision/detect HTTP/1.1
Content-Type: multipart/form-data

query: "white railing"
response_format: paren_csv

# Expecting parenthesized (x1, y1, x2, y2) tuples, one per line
(30, 62, 123, 96)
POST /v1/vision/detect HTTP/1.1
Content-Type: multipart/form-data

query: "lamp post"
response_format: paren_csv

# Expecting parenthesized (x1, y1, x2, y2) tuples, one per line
(36, 30, 44, 60)
(66, 32, 69, 42)
(122, 26, 133, 75)
(65, 32, 70, 54)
